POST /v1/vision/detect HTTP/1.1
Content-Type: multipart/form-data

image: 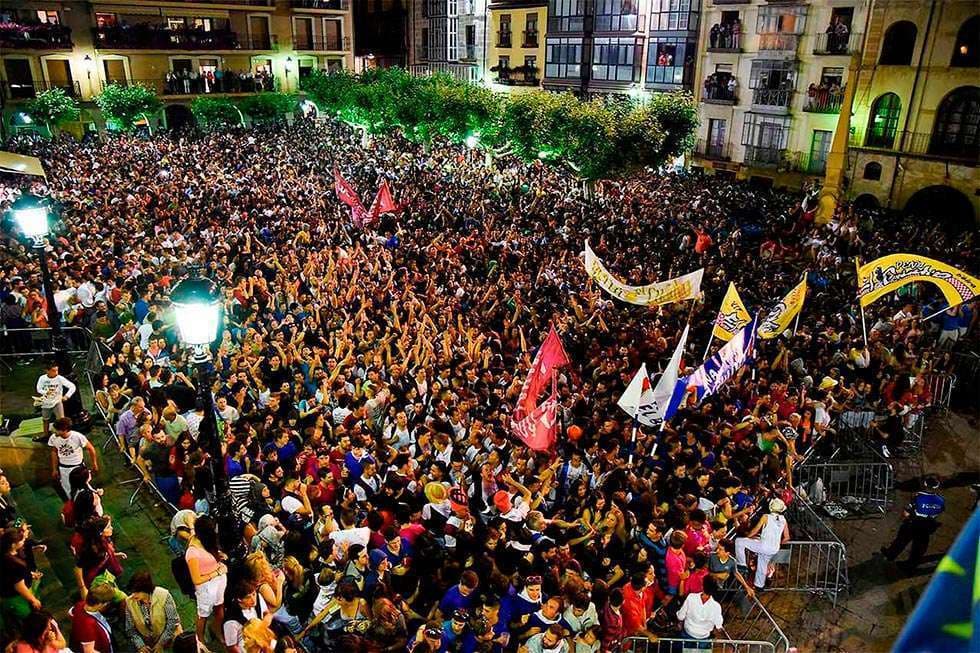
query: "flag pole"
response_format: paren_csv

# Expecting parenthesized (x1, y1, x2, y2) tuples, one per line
(922, 304, 956, 323)
(855, 257, 868, 348)
(627, 418, 638, 466)
(792, 271, 805, 336)
(702, 333, 714, 362)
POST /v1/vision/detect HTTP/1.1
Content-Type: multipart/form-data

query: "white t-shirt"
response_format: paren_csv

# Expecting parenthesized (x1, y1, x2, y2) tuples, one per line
(48, 431, 89, 467)
(677, 593, 723, 639)
(36, 374, 76, 409)
(223, 606, 257, 648)
(281, 495, 303, 514)
(137, 322, 155, 349)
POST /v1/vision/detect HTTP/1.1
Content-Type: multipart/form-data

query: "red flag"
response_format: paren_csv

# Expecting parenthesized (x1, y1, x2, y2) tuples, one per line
(350, 203, 367, 229)
(367, 178, 398, 222)
(334, 167, 364, 211)
(514, 325, 571, 420)
(512, 393, 558, 452)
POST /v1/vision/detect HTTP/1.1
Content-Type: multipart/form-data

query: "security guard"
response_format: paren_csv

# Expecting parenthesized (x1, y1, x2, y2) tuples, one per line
(881, 475, 945, 568)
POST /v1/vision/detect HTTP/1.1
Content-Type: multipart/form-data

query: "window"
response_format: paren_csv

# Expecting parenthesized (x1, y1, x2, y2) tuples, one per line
(863, 162, 882, 180)
(741, 112, 790, 154)
(929, 87, 980, 158)
(498, 55, 510, 69)
(549, 0, 586, 32)
(525, 55, 537, 71)
(545, 37, 583, 78)
(749, 60, 795, 89)
(525, 14, 539, 46)
(595, 0, 639, 32)
(592, 37, 637, 81)
(95, 13, 117, 28)
(951, 16, 979, 67)
(499, 14, 512, 46)
(757, 5, 807, 34)
(879, 21, 916, 65)
(865, 93, 901, 148)
(649, 0, 700, 32)
(646, 38, 695, 86)
(421, 27, 429, 59)
(36, 10, 59, 24)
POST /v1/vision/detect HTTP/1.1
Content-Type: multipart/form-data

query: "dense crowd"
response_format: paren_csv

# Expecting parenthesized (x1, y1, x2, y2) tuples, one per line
(0, 118, 977, 653)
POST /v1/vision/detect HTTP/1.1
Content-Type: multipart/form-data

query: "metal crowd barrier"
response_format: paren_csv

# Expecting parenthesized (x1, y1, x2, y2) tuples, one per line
(624, 636, 777, 653)
(922, 373, 956, 414)
(901, 410, 926, 455)
(794, 460, 894, 516)
(716, 588, 791, 653)
(0, 325, 92, 358)
(786, 495, 844, 545)
(765, 540, 848, 607)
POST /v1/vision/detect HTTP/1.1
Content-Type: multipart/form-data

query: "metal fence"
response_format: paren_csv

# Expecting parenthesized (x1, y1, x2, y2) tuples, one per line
(787, 495, 843, 545)
(0, 326, 91, 359)
(765, 540, 848, 607)
(795, 460, 894, 516)
(717, 589, 792, 653)
(922, 373, 956, 414)
(624, 636, 777, 653)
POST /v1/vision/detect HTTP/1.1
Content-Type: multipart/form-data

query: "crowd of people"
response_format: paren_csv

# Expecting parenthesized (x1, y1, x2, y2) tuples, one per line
(0, 118, 976, 653)
(163, 70, 276, 97)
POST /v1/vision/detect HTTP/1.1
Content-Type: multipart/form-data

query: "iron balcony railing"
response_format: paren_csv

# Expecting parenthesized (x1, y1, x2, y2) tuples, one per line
(813, 31, 862, 55)
(523, 29, 539, 47)
(707, 23, 741, 51)
(105, 75, 277, 96)
(703, 82, 738, 104)
(497, 30, 512, 47)
(851, 130, 980, 162)
(92, 26, 278, 50)
(594, 12, 645, 33)
(758, 32, 799, 52)
(696, 138, 732, 160)
(752, 87, 794, 108)
(0, 24, 73, 49)
(712, 0, 750, 4)
(291, 0, 350, 8)
(803, 86, 844, 113)
(1, 79, 81, 101)
(293, 36, 350, 51)
(408, 62, 479, 82)
(493, 64, 539, 86)
(743, 144, 785, 167)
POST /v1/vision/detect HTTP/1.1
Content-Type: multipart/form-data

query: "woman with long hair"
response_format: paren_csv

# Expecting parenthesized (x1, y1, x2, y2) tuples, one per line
(0, 527, 42, 629)
(72, 516, 125, 600)
(8, 609, 69, 653)
(184, 514, 227, 645)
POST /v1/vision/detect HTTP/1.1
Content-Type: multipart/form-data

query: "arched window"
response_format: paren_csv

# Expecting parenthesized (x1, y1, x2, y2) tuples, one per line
(929, 86, 980, 158)
(879, 21, 917, 65)
(863, 161, 882, 180)
(866, 93, 901, 148)
(951, 16, 980, 67)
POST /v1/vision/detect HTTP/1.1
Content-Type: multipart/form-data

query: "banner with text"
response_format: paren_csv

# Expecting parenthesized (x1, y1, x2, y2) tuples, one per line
(584, 241, 703, 307)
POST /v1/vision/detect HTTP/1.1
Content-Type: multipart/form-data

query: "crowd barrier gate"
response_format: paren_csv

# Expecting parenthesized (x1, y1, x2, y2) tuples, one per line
(624, 636, 777, 653)
(794, 460, 894, 515)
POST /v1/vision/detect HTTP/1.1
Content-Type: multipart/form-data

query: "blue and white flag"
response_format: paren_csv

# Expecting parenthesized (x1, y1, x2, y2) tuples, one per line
(665, 316, 758, 420)
(618, 325, 690, 427)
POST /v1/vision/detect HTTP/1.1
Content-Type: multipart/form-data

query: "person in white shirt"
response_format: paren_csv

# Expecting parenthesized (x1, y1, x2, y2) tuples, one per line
(676, 576, 724, 640)
(35, 364, 77, 439)
(48, 417, 99, 497)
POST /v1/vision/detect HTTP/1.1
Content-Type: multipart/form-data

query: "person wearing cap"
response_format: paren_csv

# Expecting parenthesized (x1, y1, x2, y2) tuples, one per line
(408, 622, 447, 653)
(441, 608, 471, 649)
(735, 498, 790, 590)
(881, 475, 945, 569)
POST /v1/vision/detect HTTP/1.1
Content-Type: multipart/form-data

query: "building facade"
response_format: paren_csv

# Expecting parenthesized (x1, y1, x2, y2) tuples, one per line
(408, 0, 487, 81)
(690, 0, 867, 183)
(845, 0, 979, 225)
(353, 0, 409, 69)
(486, 0, 547, 90)
(1, 0, 355, 131)
(542, 0, 699, 97)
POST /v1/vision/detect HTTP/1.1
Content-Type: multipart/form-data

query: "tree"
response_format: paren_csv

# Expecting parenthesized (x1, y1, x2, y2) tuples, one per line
(646, 91, 699, 162)
(191, 96, 243, 129)
(95, 83, 161, 131)
(239, 92, 298, 123)
(24, 88, 80, 132)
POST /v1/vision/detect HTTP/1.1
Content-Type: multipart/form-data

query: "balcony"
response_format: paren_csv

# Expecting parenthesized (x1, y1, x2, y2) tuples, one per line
(294, 36, 350, 51)
(105, 74, 276, 96)
(461, 44, 477, 60)
(523, 30, 539, 47)
(743, 145, 786, 167)
(713, 0, 750, 4)
(92, 26, 278, 50)
(497, 30, 512, 48)
(803, 84, 844, 113)
(492, 64, 539, 86)
(696, 138, 732, 160)
(813, 31, 862, 55)
(0, 23, 72, 50)
(758, 33, 799, 54)
(1, 80, 81, 101)
(706, 24, 741, 52)
(702, 80, 738, 105)
(408, 62, 479, 82)
(751, 88, 793, 110)
(291, 0, 350, 8)
(795, 151, 827, 175)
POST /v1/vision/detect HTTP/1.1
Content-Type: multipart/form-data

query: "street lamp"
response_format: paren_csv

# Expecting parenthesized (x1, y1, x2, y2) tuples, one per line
(169, 275, 238, 552)
(6, 193, 79, 416)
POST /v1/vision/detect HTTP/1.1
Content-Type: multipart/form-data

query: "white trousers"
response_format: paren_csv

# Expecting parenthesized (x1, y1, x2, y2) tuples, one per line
(735, 537, 779, 588)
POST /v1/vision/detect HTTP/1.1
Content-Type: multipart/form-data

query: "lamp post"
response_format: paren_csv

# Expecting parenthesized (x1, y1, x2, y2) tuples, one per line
(7, 194, 79, 415)
(170, 276, 237, 553)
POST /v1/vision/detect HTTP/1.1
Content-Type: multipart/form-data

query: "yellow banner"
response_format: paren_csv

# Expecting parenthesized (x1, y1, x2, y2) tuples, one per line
(584, 241, 703, 307)
(857, 254, 980, 309)
(712, 282, 752, 342)
(758, 276, 807, 339)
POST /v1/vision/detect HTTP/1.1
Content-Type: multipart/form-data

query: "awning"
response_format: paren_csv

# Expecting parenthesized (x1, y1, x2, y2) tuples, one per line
(0, 152, 46, 179)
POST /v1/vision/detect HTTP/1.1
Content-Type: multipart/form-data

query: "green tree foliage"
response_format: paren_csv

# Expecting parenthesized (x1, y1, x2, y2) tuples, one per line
(302, 68, 699, 180)
(191, 96, 242, 129)
(239, 92, 298, 123)
(94, 83, 161, 131)
(24, 88, 80, 130)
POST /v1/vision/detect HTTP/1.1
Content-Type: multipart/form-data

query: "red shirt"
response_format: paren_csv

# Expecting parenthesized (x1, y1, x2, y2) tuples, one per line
(69, 602, 112, 653)
(621, 584, 654, 636)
